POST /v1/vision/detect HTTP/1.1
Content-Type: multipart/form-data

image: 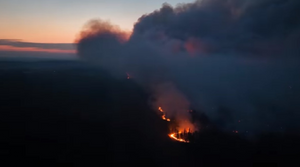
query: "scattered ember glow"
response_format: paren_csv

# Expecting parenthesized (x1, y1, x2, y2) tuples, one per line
(162, 115, 170, 122)
(159, 107, 171, 121)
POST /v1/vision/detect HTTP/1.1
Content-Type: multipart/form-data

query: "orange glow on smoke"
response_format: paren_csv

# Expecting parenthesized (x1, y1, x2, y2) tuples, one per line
(0, 45, 76, 54)
(126, 72, 130, 79)
(176, 120, 195, 133)
(184, 38, 205, 56)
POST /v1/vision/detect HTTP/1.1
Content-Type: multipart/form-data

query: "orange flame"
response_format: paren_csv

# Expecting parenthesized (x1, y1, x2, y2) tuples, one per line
(169, 133, 189, 143)
(162, 115, 171, 122)
(159, 107, 171, 121)
(158, 107, 192, 143)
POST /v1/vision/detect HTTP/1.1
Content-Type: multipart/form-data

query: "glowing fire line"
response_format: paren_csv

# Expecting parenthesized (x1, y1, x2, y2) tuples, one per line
(169, 133, 189, 143)
(158, 107, 190, 143)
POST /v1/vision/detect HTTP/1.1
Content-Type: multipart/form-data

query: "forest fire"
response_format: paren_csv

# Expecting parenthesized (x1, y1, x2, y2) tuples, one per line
(169, 133, 189, 143)
(162, 115, 171, 122)
(159, 107, 170, 121)
(158, 107, 192, 143)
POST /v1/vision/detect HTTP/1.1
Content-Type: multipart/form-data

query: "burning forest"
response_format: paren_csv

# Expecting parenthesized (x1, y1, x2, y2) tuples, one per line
(150, 82, 200, 143)
(158, 106, 197, 143)
(2, 0, 300, 166)
(76, 0, 300, 141)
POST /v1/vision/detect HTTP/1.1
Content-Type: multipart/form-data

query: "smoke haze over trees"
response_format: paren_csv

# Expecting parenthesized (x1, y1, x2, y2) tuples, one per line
(1, 0, 300, 166)
(77, 0, 300, 135)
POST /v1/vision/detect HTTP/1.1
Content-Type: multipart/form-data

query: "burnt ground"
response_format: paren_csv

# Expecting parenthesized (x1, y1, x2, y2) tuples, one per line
(0, 59, 299, 166)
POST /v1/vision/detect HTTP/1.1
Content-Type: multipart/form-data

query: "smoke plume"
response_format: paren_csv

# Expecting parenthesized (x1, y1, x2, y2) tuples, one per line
(77, 0, 300, 135)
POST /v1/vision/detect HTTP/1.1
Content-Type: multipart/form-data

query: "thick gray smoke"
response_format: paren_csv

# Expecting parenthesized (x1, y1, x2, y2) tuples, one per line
(77, 0, 300, 136)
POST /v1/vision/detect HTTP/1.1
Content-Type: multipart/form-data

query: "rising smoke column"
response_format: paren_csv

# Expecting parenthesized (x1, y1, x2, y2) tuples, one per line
(76, 19, 196, 132)
(77, 0, 300, 135)
(132, 0, 300, 56)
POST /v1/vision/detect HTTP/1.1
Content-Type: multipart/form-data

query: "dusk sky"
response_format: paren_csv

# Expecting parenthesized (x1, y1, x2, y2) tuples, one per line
(1, 1, 300, 164)
(0, 0, 193, 43)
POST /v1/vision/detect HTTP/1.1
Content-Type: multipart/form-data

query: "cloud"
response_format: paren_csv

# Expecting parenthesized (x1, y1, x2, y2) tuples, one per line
(0, 40, 77, 59)
(0, 50, 77, 60)
(0, 39, 76, 54)
(0, 39, 75, 50)
(76, 0, 300, 136)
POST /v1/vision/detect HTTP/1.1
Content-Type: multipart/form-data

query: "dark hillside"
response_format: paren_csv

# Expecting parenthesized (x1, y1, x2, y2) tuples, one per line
(0, 60, 299, 166)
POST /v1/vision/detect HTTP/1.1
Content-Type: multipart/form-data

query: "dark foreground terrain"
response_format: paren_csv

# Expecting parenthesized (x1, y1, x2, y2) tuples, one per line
(0, 59, 299, 166)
